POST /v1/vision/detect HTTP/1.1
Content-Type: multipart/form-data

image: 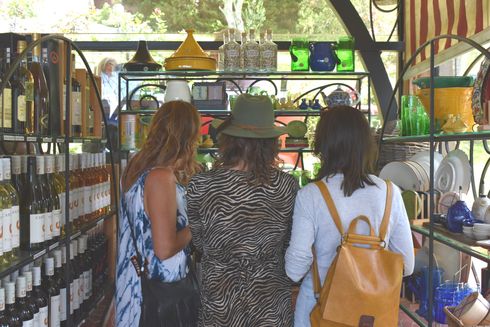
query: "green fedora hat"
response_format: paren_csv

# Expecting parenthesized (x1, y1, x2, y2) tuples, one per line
(220, 94, 287, 138)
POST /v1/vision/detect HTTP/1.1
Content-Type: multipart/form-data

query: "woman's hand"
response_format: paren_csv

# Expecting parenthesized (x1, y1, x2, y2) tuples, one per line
(144, 167, 192, 260)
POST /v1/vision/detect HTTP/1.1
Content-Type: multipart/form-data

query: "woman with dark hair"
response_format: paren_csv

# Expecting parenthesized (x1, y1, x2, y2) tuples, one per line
(187, 94, 298, 326)
(116, 101, 201, 326)
(285, 106, 414, 327)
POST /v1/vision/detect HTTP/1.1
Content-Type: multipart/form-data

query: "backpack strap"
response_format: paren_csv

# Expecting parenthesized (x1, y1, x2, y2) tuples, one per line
(312, 180, 343, 300)
(314, 180, 344, 235)
(379, 181, 393, 242)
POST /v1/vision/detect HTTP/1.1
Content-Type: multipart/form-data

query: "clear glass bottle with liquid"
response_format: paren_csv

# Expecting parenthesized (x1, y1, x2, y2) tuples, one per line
(45, 156, 60, 241)
(218, 31, 228, 71)
(53, 155, 66, 237)
(261, 29, 278, 72)
(0, 159, 12, 264)
(243, 29, 260, 71)
(29, 33, 49, 136)
(36, 156, 52, 246)
(1, 48, 13, 133)
(224, 30, 241, 72)
(11, 41, 34, 134)
(2, 158, 19, 259)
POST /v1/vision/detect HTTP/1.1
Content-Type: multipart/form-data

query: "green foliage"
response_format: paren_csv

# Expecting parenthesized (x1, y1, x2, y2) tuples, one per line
(262, 0, 300, 34)
(243, 0, 266, 31)
(6, 0, 34, 19)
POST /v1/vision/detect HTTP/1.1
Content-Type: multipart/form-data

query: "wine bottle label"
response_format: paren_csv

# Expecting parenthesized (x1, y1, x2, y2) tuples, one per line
(89, 185, 94, 214)
(2, 208, 11, 253)
(60, 287, 66, 321)
(33, 312, 40, 327)
(72, 278, 79, 310)
(58, 193, 65, 227)
(45, 258, 55, 276)
(87, 268, 92, 298)
(78, 273, 84, 305)
(36, 157, 44, 175)
(68, 190, 74, 222)
(73, 189, 79, 221)
(22, 319, 34, 327)
(69, 282, 73, 315)
(72, 92, 82, 126)
(5, 283, 14, 304)
(11, 205, 19, 248)
(83, 271, 90, 300)
(44, 211, 52, 241)
(2, 88, 12, 129)
(79, 186, 85, 216)
(30, 213, 45, 244)
(12, 157, 21, 175)
(84, 186, 90, 215)
(39, 305, 48, 327)
(52, 209, 61, 237)
(49, 294, 60, 327)
(24, 271, 32, 292)
(17, 95, 27, 122)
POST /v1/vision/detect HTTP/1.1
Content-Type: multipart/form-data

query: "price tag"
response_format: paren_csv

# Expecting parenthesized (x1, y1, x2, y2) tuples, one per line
(15, 136, 24, 141)
(49, 242, 59, 251)
(26, 136, 37, 142)
(56, 138, 65, 143)
(42, 137, 52, 143)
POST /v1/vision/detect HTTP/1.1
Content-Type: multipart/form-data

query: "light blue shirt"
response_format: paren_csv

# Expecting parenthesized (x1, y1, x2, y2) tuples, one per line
(285, 174, 414, 327)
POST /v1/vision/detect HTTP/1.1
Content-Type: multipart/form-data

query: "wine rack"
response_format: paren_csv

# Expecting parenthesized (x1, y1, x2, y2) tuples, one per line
(0, 34, 118, 327)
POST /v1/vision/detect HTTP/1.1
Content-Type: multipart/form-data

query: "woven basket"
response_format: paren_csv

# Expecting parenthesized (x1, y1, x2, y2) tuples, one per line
(375, 121, 430, 172)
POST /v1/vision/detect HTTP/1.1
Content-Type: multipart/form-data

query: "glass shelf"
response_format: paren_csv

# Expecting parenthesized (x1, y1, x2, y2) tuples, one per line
(119, 70, 370, 81)
(0, 210, 115, 279)
(0, 134, 107, 144)
(197, 147, 314, 154)
(382, 130, 490, 143)
(411, 224, 490, 263)
(121, 109, 322, 117)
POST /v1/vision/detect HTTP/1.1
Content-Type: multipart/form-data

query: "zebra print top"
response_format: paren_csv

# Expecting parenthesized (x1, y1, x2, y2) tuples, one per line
(187, 168, 299, 327)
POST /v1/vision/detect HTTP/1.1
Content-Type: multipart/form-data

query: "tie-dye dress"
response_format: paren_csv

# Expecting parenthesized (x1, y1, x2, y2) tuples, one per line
(115, 170, 190, 327)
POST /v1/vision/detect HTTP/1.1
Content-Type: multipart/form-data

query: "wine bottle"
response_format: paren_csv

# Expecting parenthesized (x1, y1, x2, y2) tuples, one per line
(11, 156, 23, 257)
(76, 155, 86, 225)
(29, 34, 49, 136)
(78, 237, 88, 314)
(0, 288, 10, 327)
(31, 267, 48, 327)
(35, 157, 51, 245)
(44, 156, 60, 241)
(56, 249, 67, 327)
(15, 276, 34, 327)
(0, 159, 13, 263)
(20, 156, 45, 251)
(81, 236, 92, 303)
(1, 48, 13, 133)
(42, 258, 59, 327)
(5, 282, 21, 327)
(101, 153, 111, 214)
(70, 55, 82, 137)
(52, 250, 65, 326)
(21, 271, 40, 327)
(68, 240, 79, 323)
(75, 239, 84, 320)
(11, 41, 34, 135)
(52, 156, 65, 238)
(2, 157, 20, 258)
(69, 156, 80, 230)
(66, 244, 74, 322)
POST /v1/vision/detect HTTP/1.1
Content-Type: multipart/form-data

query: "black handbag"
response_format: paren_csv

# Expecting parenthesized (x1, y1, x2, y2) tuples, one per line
(126, 210, 200, 327)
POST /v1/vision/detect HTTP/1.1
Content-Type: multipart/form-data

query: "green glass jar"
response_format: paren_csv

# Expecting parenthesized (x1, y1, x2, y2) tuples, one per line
(336, 36, 355, 72)
(289, 38, 309, 71)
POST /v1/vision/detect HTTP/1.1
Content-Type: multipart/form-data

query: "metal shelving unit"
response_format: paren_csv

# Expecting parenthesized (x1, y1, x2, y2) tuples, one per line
(379, 35, 490, 326)
(0, 34, 118, 327)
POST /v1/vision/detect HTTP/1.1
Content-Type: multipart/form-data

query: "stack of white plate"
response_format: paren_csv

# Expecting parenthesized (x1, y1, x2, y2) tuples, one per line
(379, 149, 471, 195)
(472, 223, 490, 240)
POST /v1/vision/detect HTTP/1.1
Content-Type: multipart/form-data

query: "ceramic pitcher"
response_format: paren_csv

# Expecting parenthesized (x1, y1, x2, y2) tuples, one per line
(309, 42, 338, 71)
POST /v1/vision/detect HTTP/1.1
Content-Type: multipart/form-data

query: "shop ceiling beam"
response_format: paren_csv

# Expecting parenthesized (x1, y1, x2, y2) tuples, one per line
(74, 41, 403, 52)
(328, 0, 398, 121)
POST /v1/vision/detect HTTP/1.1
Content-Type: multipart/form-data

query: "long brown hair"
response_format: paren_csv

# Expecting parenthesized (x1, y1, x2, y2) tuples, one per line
(122, 101, 201, 192)
(214, 132, 281, 185)
(314, 106, 377, 196)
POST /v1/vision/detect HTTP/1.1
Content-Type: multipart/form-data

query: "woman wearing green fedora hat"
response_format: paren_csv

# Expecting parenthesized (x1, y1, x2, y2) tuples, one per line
(187, 94, 299, 326)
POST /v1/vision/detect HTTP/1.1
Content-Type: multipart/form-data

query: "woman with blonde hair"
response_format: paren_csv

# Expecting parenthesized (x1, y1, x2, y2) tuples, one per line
(116, 101, 201, 327)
